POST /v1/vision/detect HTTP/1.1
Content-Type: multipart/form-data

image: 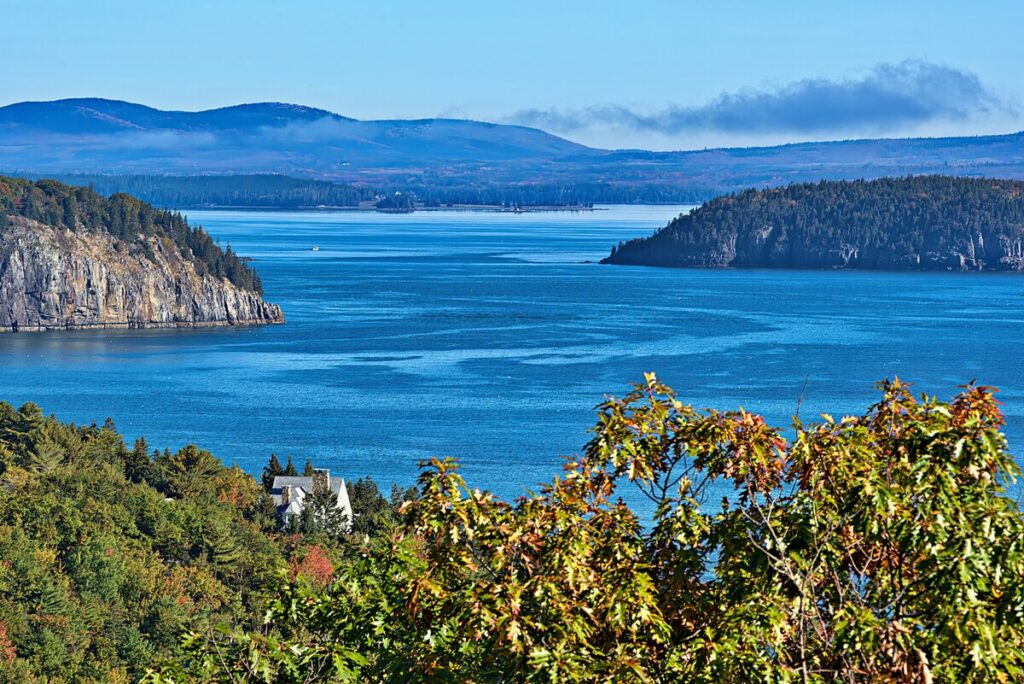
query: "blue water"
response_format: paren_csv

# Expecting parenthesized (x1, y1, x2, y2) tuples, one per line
(2, 205, 1023, 500)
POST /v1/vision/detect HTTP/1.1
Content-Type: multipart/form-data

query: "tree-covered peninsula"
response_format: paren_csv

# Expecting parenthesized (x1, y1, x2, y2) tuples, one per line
(0, 177, 282, 331)
(603, 176, 1024, 270)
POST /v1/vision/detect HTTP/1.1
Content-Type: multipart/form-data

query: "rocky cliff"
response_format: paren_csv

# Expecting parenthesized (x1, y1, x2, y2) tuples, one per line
(603, 176, 1024, 272)
(0, 216, 283, 332)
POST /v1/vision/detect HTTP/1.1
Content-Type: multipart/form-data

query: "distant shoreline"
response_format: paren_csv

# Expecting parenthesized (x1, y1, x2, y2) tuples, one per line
(175, 203, 607, 213)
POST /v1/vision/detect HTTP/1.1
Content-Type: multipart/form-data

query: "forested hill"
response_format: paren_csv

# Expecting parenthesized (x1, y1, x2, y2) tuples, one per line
(0, 176, 263, 292)
(602, 176, 1024, 271)
(29, 174, 377, 209)
(0, 400, 408, 681)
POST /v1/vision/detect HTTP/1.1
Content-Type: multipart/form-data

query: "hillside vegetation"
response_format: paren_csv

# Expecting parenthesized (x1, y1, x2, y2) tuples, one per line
(2, 376, 1022, 681)
(0, 177, 264, 292)
(0, 404, 405, 682)
(604, 176, 1024, 270)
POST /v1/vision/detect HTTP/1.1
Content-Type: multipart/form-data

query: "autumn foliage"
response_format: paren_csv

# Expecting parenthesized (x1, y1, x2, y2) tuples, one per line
(289, 545, 334, 588)
(0, 620, 15, 664)
(149, 376, 1024, 683)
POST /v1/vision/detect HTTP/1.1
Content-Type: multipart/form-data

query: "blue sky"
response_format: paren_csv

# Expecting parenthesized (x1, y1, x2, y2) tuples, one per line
(3, 0, 1022, 150)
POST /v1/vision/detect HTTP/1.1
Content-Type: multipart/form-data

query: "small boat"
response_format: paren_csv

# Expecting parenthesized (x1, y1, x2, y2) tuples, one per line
(311, 245, 320, 251)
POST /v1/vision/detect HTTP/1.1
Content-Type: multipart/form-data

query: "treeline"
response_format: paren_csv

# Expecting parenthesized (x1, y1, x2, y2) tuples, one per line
(9, 173, 710, 209)
(14, 174, 376, 209)
(0, 177, 265, 292)
(605, 175, 1024, 270)
(374, 191, 416, 211)
(0, 402, 407, 682)
(407, 181, 710, 207)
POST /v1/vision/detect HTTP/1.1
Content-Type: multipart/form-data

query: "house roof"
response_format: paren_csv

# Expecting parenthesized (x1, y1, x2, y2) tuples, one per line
(270, 474, 348, 507)
(271, 476, 345, 492)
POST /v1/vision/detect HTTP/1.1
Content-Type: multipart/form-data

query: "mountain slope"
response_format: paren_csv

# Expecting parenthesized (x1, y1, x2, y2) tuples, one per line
(0, 98, 590, 178)
(0, 98, 350, 134)
(3, 99, 1024, 198)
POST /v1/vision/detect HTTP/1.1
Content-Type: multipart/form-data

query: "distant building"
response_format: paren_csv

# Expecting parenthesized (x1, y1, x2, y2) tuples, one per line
(270, 469, 352, 531)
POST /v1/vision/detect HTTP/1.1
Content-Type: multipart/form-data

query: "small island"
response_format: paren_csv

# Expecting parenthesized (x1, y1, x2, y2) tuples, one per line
(602, 176, 1024, 271)
(0, 177, 283, 332)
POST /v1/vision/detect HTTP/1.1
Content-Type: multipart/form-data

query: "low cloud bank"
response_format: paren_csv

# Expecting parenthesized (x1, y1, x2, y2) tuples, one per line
(511, 61, 1006, 135)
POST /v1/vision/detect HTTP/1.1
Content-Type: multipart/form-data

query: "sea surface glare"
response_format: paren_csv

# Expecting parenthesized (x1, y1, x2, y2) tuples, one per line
(2, 206, 1023, 500)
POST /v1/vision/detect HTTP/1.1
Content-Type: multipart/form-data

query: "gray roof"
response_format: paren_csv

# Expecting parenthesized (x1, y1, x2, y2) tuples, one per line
(271, 475, 345, 493)
(270, 474, 346, 506)
(269, 470, 353, 532)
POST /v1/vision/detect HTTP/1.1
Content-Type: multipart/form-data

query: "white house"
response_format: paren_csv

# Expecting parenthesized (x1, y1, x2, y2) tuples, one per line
(270, 469, 352, 531)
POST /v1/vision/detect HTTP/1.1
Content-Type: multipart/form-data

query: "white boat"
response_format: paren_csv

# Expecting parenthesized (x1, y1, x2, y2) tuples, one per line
(311, 246, 320, 251)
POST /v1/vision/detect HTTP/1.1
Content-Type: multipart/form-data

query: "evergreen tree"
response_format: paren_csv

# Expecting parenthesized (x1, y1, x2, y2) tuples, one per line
(205, 520, 243, 578)
(61, 194, 77, 230)
(347, 477, 390, 536)
(302, 458, 315, 476)
(158, 445, 221, 498)
(125, 437, 154, 484)
(289, 505, 316, 535)
(28, 440, 64, 475)
(283, 455, 298, 476)
(261, 453, 284, 491)
(254, 491, 279, 532)
(307, 476, 348, 538)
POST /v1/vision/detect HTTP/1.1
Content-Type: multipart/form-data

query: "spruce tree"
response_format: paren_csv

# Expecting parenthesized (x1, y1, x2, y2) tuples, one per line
(125, 437, 151, 484)
(262, 453, 284, 491)
(308, 476, 348, 537)
(28, 440, 64, 475)
(283, 455, 298, 476)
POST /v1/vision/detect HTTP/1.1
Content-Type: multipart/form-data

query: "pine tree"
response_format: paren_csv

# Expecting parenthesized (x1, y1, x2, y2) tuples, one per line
(262, 453, 284, 491)
(307, 476, 348, 537)
(255, 490, 279, 531)
(283, 455, 298, 476)
(125, 437, 152, 484)
(302, 458, 315, 476)
(36, 579, 69, 616)
(159, 445, 221, 497)
(28, 440, 65, 475)
(205, 520, 243, 578)
(1, 401, 44, 457)
(293, 505, 316, 534)
(61, 194, 78, 230)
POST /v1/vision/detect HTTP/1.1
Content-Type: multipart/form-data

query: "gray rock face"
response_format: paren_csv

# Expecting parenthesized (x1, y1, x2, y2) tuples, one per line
(0, 217, 283, 332)
(604, 218, 1024, 272)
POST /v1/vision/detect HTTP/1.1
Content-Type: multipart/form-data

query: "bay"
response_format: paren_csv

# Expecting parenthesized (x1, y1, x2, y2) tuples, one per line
(1, 205, 1023, 500)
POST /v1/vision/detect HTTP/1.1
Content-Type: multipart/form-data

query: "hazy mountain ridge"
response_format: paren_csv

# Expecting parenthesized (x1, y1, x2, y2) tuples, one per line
(0, 98, 351, 134)
(4, 99, 1024, 200)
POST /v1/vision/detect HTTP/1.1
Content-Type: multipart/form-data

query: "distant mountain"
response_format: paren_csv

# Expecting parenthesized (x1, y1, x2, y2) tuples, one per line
(602, 176, 1024, 271)
(0, 99, 350, 135)
(0, 98, 589, 177)
(3, 99, 1024, 201)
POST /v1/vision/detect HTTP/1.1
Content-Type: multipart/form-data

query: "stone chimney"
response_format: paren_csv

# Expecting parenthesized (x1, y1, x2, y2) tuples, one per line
(312, 469, 329, 493)
(281, 485, 291, 504)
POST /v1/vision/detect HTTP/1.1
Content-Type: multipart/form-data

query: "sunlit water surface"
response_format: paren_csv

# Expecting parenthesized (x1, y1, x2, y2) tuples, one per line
(2, 206, 1023, 502)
